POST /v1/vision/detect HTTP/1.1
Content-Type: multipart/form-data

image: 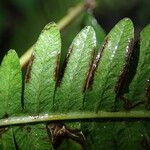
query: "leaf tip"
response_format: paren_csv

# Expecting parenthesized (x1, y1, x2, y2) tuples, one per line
(141, 24, 150, 36)
(82, 26, 96, 45)
(43, 22, 58, 31)
(7, 49, 17, 55)
(1, 49, 19, 64)
(83, 25, 95, 33)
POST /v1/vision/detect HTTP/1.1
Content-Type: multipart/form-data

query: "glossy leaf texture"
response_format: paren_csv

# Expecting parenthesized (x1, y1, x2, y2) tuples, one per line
(84, 18, 134, 111)
(24, 22, 61, 114)
(124, 25, 150, 106)
(83, 11, 106, 51)
(60, 11, 105, 68)
(53, 26, 96, 149)
(0, 50, 22, 118)
(82, 18, 135, 150)
(54, 26, 96, 112)
(0, 50, 22, 149)
(116, 25, 150, 150)
(0, 19, 150, 150)
(12, 23, 61, 150)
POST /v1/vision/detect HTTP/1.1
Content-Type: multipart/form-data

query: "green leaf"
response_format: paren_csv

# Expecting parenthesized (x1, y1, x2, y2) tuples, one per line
(118, 25, 150, 150)
(82, 18, 134, 150)
(124, 25, 150, 105)
(20, 23, 61, 150)
(54, 26, 96, 149)
(0, 128, 16, 150)
(83, 11, 106, 51)
(59, 139, 82, 150)
(0, 20, 150, 150)
(24, 22, 61, 114)
(116, 122, 147, 150)
(84, 18, 134, 111)
(54, 26, 96, 112)
(0, 50, 22, 118)
(59, 12, 84, 77)
(13, 124, 53, 150)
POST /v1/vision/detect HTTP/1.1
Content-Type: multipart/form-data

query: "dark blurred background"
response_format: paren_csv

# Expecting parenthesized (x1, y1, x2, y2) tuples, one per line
(0, 0, 150, 61)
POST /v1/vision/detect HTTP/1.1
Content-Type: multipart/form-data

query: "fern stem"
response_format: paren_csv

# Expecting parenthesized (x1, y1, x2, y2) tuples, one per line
(0, 111, 150, 127)
(19, 2, 86, 68)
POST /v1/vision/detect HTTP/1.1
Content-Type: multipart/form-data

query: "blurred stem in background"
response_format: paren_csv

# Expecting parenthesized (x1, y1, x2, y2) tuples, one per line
(20, 0, 106, 69)
(0, 0, 82, 61)
(19, 2, 85, 68)
(0, 0, 150, 63)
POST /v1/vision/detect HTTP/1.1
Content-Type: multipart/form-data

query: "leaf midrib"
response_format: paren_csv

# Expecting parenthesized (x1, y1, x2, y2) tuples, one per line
(0, 111, 150, 127)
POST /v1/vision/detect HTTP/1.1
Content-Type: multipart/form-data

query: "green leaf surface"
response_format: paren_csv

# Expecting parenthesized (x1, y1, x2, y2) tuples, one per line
(24, 22, 61, 114)
(124, 25, 150, 104)
(14, 124, 53, 150)
(82, 18, 134, 150)
(0, 128, 16, 150)
(0, 50, 22, 118)
(116, 122, 147, 150)
(0, 19, 150, 150)
(84, 11, 106, 51)
(55, 26, 96, 112)
(84, 18, 134, 111)
(117, 25, 150, 150)
(59, 139, 82, 150)
(54, 26, 96, 149)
